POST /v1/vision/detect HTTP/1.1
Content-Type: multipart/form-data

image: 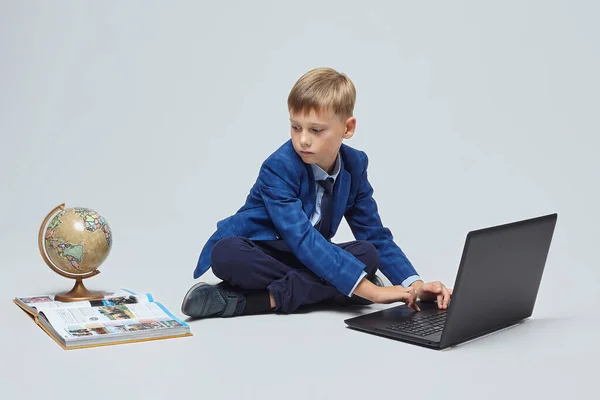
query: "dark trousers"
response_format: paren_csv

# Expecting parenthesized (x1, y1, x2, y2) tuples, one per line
(210, 237, 380, 313)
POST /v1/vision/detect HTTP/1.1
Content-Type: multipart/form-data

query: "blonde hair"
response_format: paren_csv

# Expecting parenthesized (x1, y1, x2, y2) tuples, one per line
(287, 67, 356, 121)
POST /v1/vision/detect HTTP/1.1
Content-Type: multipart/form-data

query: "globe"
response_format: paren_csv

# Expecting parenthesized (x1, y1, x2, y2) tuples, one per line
(38, 203, 113, 302)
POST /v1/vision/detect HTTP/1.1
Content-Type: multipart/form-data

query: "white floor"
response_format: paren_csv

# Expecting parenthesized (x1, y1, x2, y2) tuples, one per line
(3, 270, 597, 400)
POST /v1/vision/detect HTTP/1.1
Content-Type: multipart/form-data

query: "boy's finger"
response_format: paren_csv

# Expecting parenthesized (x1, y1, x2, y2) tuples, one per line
(409, 292, 420, 311)
(402, 293, 413, 308)
(442, 287, 451, 308)
(408, 299, 418, 311)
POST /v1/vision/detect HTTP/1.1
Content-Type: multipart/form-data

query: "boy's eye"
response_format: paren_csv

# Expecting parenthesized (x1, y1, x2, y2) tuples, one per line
(290, 125, 322, 133)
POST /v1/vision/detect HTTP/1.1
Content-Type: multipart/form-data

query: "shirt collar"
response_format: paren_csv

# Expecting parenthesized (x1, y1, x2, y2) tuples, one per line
(310, 153, 341, 182)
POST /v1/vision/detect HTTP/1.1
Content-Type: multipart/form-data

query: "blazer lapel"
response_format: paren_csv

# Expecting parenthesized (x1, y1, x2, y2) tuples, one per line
(304, 165, 316, 218)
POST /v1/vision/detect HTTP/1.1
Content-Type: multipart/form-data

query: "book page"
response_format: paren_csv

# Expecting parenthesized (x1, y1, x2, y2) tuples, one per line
(16, 289, 152, 312)
(39, 302, 189, 341)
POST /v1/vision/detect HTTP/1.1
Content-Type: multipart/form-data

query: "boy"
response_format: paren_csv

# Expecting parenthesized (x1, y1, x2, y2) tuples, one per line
(181, 67, 452, 318)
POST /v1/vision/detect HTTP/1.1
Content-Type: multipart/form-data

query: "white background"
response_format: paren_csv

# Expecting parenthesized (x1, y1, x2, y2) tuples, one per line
(1, 1, 597, 399)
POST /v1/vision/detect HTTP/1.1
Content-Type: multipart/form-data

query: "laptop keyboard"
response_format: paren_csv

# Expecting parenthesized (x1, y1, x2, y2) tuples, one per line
(386, 312, 447, 336)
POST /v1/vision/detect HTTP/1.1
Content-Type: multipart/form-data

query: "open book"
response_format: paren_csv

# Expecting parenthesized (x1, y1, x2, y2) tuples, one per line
(14, 288, 192, 350)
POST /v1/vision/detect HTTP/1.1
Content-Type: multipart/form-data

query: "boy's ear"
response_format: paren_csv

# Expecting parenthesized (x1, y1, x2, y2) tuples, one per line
(343, 116, 356, 139)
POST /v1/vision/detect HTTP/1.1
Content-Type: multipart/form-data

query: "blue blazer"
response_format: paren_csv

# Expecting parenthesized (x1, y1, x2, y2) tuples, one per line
(193, 140, 418, 296)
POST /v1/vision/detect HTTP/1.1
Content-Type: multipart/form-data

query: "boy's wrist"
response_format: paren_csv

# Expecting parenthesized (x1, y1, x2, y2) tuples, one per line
(410, 280, 424, 297)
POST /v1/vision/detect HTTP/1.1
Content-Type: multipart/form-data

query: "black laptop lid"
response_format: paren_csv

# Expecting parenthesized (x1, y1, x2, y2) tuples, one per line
(439, 214, 557, 348)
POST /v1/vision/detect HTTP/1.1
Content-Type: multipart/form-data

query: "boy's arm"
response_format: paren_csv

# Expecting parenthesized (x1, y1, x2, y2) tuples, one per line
(344, 152, 422, 287)
(258, 154, 367, 297)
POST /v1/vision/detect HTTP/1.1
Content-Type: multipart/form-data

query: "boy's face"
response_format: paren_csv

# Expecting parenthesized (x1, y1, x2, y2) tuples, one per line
(289, 107, 355, 174)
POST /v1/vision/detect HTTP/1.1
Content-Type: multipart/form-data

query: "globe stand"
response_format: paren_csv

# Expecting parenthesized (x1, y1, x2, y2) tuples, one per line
(38, 203, 105, 302)
(54, 278, 104, 302)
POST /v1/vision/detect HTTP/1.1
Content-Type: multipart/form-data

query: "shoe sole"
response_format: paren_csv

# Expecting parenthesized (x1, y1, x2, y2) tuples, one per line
(181, 282, 210, 316)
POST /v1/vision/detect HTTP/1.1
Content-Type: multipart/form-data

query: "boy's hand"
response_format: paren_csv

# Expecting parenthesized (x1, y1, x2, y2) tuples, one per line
(372, 286, 421, 311)
(411, 280, 453, 309)
(353, 277, 419, 311)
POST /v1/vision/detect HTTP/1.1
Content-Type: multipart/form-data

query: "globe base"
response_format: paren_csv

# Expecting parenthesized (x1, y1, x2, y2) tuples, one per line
(55, 278, 104, 302)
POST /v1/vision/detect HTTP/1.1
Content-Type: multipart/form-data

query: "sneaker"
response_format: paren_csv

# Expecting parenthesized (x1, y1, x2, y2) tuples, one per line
(181, 282, 244, 318)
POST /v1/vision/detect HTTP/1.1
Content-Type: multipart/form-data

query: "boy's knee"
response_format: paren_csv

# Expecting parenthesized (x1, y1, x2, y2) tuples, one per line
(353, 241, 380, 275)
(210, 236, 247, 278)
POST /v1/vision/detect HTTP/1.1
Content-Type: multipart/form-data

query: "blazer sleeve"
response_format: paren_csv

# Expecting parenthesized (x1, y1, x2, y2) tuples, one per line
(258, 154, 367, 296)
(344, 152, 420, 286)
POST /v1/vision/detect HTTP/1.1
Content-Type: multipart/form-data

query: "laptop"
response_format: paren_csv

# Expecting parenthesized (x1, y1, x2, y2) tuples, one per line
(344, 213, 557, 349)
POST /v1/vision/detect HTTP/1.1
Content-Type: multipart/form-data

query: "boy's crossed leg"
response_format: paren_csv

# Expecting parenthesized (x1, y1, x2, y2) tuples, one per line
(181, 236, 382, 318)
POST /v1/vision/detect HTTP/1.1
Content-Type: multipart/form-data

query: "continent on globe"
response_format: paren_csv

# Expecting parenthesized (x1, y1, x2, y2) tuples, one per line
(74, 207, 112, 248)
(55, 242, 84, 270)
